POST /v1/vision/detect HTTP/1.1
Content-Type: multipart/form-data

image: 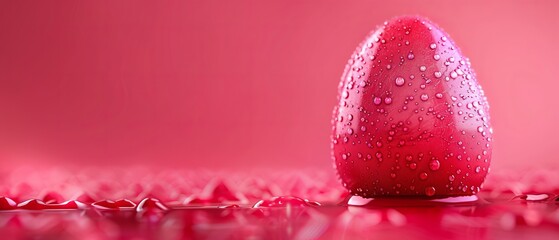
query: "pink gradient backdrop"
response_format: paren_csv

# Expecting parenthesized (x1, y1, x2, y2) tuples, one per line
(0, 0, 557, 169)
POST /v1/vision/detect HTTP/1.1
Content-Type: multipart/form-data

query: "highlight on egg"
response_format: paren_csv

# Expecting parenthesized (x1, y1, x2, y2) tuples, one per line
(332, 16, 493, 198)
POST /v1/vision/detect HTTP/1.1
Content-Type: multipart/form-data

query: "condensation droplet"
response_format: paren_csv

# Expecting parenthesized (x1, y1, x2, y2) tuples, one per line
(425, 187, 436, 196)
(384, 97, 393, 104)
(450, 71, 458, 79)
(435, 93, 443, 99)
(395, 77, 405, 86)
(419, 172, 428, 180)
(429, 160, 440, 171)
(429, 43, 437, 49)
(420, 94, 429, 101)
(407, 52, 415, 60)
(373, 97, 382, 105)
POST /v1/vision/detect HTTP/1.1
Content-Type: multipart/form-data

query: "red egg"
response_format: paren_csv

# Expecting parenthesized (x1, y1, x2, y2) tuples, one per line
(332, 16, 492, 198)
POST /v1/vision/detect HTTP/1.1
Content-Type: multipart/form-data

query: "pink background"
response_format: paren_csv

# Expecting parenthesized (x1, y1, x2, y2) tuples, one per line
(1, 0, 557, 170)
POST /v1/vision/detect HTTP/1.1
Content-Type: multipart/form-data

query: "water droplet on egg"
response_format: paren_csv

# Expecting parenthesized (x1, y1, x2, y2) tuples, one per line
(373, 97, 382, 105)
(384, 97, 393, 104)
(450, 71, 458, 78)
(407, 52, 415, 60)
(425, 187, 436, 196)
(449, 175, 455, 181)
(429, 160, 440, 171)
(395, 77, 405, 86)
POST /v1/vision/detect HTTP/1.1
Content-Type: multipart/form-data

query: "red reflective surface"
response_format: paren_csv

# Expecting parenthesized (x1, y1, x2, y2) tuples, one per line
(1, 168, 558, 239)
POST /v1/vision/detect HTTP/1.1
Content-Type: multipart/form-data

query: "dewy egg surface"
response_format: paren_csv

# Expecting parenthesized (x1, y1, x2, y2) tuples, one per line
(332, 16, 493, 198)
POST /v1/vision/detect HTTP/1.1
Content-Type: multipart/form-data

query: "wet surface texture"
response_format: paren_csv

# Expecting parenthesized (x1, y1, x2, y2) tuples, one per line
(0, 168, 558, 239)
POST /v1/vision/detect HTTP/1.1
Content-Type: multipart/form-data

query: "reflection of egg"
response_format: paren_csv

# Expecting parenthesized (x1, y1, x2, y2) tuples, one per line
(331, 16, 492, 198)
